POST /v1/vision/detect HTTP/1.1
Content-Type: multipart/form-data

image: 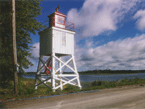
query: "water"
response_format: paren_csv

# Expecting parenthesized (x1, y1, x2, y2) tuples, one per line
(23, 73, 145, 82)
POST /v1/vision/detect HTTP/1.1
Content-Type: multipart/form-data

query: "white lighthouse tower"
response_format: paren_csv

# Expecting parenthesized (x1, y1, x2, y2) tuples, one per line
(35, 6, 82, 92)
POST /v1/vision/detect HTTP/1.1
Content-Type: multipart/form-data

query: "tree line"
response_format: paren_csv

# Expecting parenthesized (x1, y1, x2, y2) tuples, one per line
(78, 69, 145, 75)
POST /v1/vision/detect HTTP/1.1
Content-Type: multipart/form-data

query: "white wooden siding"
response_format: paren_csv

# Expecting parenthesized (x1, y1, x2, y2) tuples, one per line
(40, 28, 52, 55)
(39, 27, 75, 56)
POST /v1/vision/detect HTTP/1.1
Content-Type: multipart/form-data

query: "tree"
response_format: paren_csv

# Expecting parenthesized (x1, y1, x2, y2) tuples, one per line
(0, 0, 43, 88)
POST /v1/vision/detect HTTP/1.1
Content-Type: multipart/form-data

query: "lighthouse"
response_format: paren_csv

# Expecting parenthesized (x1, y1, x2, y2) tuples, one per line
(35, 6, 82, 92)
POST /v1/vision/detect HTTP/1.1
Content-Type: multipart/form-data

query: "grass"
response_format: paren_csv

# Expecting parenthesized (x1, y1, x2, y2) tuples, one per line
(0, 77, 145, 101)
(81, 77, 145, 91)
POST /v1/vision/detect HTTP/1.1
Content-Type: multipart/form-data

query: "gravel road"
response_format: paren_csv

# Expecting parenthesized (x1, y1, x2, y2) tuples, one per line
(2, 85, 145, 109)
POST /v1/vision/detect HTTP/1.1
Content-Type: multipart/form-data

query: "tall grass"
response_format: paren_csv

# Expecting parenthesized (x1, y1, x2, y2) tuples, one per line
(0, 77, 145, 100)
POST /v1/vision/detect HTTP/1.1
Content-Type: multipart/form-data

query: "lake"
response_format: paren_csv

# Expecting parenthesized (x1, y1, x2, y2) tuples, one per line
(23, 73, 145, 82)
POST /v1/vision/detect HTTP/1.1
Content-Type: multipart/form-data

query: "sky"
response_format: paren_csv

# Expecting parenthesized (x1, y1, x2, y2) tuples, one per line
(25, 0, 145, 72)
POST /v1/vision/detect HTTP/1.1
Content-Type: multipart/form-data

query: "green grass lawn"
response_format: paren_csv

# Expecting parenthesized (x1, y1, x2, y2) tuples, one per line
(0, 77, 145, 101)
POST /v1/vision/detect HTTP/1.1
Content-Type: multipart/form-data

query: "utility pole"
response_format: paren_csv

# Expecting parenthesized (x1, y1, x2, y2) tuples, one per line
(12, 0, 18, 94)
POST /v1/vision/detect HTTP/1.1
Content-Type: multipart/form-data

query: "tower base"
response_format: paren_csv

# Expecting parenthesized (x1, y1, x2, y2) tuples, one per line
(35, 54, 82, 92)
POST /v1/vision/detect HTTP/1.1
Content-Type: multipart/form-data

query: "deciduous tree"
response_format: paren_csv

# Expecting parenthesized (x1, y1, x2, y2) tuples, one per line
(0, 0, 43, 88)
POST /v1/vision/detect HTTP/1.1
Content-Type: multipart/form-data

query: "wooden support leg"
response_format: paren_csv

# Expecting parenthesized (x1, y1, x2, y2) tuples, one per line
(72, 55, 82, 89)
(52, 53, 55, 92)
(58, 57, 63, 90)
(35, 56, 43, 89)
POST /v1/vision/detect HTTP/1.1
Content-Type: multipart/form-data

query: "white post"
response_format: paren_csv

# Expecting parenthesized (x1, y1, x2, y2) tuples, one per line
(35, 56, 43, 89)
(51, 53, 55, 92)
(72, 55, 82, 89)
(59, 57, 63, 90)
(51, 28, 55, 92)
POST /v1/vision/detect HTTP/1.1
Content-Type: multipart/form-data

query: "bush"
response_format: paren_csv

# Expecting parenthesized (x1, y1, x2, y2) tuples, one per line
(92, 80, 105, 86)
(81, 82, 92, 88)
(64, 84, 80, 93)
(108, 81, 117, 88)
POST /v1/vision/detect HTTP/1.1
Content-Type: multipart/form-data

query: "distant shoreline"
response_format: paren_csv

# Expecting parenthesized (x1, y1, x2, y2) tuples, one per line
(24, 70, 145, 75)
(79, 70, 145, 75)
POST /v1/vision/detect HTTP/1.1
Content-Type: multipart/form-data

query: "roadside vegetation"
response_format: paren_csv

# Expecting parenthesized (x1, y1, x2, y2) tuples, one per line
(0, 77, 145, 102)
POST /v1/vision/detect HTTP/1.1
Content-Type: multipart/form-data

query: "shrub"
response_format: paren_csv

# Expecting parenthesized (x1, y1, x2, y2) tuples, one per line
(108, 81, 117, 87)
(92, 80, 105, 86)
(64, 84, 80, 93)
(81, 82, 92, 88)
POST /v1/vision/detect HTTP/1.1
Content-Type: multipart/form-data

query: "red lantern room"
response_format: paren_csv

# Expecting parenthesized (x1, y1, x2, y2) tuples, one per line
(48, 5, 66, 29)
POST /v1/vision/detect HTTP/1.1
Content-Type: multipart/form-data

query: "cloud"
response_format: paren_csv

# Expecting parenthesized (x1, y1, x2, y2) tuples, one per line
(24, 43, 40, 72)
(75, 34, 145, 71)
(67, 0, 142, 37)
(24, 58, 38, 72)
(31, 42, 40, 59)
(133, 9, 145, 31)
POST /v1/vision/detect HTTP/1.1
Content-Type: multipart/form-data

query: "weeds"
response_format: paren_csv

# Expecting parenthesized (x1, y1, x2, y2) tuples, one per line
(0, 77, 145, 101)
(81, 77, 145, 91)
(64, 84, 80, 93)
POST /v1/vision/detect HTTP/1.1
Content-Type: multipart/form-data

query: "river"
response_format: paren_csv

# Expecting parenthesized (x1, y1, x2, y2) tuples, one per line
(23, 73, 145, 82)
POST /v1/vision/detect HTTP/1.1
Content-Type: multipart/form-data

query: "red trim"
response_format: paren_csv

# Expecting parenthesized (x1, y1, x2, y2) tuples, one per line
(55, 12, 66, 17)
(41, 20, 75, 31)
(56, 22, 65, 25)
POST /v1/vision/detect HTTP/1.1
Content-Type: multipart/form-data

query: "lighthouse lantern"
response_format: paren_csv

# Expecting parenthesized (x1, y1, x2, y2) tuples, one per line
(48, 6, 66, 29)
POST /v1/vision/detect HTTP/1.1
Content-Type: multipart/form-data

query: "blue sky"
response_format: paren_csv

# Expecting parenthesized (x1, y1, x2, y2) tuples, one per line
(25, 0, 145, 72)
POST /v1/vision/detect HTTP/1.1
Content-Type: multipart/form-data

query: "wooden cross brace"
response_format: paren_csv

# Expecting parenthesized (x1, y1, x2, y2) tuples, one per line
(37, 57, 52, 75)
(54, 76, 77, 90)
(53, 55, 76, 73)
(35, 76, 51, 89)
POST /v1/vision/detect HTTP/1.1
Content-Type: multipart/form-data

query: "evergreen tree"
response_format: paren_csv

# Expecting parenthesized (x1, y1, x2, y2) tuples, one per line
(0, 0, 43, 88)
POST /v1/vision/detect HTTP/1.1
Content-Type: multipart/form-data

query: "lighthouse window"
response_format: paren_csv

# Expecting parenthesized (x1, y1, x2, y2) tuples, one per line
(58, 16, 65, 24)
(62, 33, 66, 47)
